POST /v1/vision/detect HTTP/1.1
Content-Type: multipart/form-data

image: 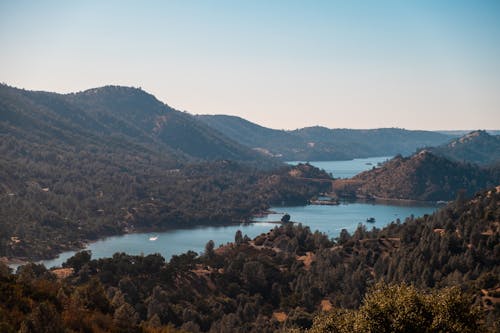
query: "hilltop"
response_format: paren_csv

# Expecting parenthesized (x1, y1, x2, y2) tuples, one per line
(427, 130, 500, 166)
(334, 151, 499, 201)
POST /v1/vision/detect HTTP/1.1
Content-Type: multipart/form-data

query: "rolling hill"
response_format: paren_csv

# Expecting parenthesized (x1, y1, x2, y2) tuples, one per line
(334, 151, 499, 201)
(196, 114, 453, 161)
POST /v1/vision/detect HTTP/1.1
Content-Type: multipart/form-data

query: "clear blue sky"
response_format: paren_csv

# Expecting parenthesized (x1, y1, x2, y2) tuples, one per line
(1, 0, 499, 130)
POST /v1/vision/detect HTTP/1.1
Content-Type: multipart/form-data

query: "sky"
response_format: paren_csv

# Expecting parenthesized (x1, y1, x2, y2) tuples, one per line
(1, 0, 499, 130)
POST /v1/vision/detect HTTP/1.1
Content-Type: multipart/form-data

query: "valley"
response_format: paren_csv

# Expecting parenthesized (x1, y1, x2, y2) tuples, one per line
(2, 2, 499, 332)
(0, 84, 498, 332)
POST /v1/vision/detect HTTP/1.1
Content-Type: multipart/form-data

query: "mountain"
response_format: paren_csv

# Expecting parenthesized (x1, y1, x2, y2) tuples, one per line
(291, 126, 453, 160)
(1, 85, 265, 162)
(334, 151, 499, 201)
(427, 130, 500, 166)
(0, 84, 329, 260)
(196, 114, 453, 160)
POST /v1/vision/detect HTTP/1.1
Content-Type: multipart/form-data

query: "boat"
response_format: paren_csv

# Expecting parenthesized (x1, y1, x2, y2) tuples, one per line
(366, 217, 376, 223)
(149, 236, 158, 241)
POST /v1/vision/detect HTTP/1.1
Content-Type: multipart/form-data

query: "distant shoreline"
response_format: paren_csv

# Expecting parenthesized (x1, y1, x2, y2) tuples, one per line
(356, 196, 444, 207)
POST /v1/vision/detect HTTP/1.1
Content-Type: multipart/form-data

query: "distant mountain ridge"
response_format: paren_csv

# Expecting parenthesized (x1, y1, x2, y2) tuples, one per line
(196, 114, 454, 161)
(426, 130, 500, 166)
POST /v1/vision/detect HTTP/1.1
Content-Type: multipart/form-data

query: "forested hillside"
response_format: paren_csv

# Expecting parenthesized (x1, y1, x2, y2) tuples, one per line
(197, 114, 453, 161)
(1, 187, 497, 332)
(1, 84, 266, 162)
(334, 150, 499, 201)
(195, 114, 303, 157)
(0, 85, 331, 260)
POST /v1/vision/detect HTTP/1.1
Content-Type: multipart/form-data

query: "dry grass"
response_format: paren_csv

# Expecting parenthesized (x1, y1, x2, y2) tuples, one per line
(51, 268, 74, 279)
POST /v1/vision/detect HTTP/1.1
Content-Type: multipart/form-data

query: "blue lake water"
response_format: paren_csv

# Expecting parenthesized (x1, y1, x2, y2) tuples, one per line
(39, 201, 436, 269)
(287, 156, 392, 178)
(35, 157, 436, 269)
(254, 202, 435, 238)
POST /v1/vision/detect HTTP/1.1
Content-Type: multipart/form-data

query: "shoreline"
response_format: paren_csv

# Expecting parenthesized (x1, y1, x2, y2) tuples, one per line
(2, 209, 281, 268)
(356, 196, 443, 206)
(2, 198, 440, 269)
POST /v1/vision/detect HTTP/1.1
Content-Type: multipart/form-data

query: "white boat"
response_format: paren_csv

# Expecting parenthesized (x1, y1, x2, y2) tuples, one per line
(149, 236, 158, 241)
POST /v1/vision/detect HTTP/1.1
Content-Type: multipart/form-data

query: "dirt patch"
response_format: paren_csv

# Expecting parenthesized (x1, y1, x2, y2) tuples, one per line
(273, 311, 288, 322)
(320, 299, 332, 312)
(297, 252, 315, 270)
(51, 268, 74, 279)
(214, 244, 232, 255)
(481, 287, 500, 310)
(433, 228, 445, 235)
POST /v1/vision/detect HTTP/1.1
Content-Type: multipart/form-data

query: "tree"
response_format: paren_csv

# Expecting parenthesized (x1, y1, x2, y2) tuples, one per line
(235, 230, 243, 245)
(308, 283, 485, 333)
(281, 214, 291, 223)
(19, 302, 64, 333)
(205, 239, 215, 258)
(63, 250, 91, 272)
(113, 303, 140, 332)
(337, 229, 350, 245)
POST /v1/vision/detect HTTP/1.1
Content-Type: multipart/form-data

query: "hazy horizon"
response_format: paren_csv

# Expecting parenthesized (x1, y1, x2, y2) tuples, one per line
(1, 0, 500, 130)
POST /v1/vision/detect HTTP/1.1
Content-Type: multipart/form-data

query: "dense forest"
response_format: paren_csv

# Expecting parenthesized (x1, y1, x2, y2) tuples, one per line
(196, 114, 453, 161)
(333, 150, 500, 201)
(0, 155, 330, 260)
(0, 84, 331, 260)
(1, 187, 498, 332)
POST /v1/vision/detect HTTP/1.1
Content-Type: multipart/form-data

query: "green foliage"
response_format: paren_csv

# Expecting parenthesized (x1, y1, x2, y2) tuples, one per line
(63, 250, 91, 271)
(308, 283, 484, 333)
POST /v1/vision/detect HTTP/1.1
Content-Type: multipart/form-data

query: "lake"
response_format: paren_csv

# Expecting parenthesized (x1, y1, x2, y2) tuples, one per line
(39, 201, 436, 268)
(36, 157, 435, 269)
(287, 156, 392, 178)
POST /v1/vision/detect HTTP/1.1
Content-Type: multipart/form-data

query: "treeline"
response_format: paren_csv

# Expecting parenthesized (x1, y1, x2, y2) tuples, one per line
(1, 187, 498, 332)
